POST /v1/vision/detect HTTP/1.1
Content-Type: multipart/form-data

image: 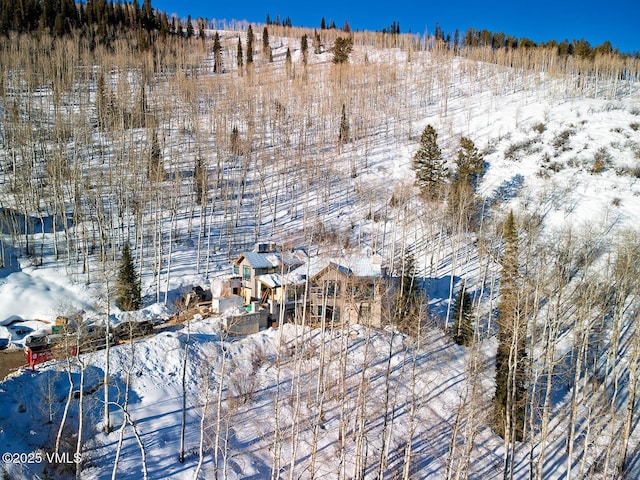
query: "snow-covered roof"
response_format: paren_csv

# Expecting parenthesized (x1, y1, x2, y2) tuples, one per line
(291, 254, 385, 281)
(238, 251, 277, 269)
(235, 249, 307, 270)
(256, 273, 286, 288)
(256, 270, 307, 289)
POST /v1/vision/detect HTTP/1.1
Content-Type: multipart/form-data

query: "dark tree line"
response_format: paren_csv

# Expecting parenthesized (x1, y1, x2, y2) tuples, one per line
(265, 13, 292, 28)
(460, 27, 636, 58)
(0, 0, 188, 50)
(381, 21, 400, 35)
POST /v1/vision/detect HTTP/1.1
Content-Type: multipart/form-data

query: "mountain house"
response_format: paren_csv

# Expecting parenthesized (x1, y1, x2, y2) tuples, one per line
(231, 244, 389, 327)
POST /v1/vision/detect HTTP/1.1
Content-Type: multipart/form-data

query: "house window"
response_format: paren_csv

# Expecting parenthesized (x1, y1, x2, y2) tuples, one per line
(325, 280, 341, 297)
(364, 284, 375, 298)
(243, 266, 251, 281)
(287, 288, 299, 301)
(233, 265, 239, 275)
(352, 283, 374, 299)
(358, 304, 371, 321)
(326, 306, 340, 323)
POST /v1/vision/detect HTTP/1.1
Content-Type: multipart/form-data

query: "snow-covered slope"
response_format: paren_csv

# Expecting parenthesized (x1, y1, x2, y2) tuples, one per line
(1, 29, 639, 479)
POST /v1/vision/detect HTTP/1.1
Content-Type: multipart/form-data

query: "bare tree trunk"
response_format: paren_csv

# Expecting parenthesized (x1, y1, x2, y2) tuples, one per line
(112, 339, 136, 479)
(179, 321, 190, 464)
(213, 334, 229, 479)
(103, 269, 112, 434)
(55, 353, 75, 455)
(194, 372, 213, 479)
(75, 356, 86, 480)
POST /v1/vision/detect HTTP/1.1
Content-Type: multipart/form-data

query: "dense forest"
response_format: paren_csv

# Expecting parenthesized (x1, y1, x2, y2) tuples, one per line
(0, 0, 200, 50)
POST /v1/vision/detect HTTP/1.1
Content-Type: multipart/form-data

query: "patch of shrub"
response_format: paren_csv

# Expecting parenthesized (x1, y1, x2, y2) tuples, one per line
(624, 141, 640, 159)
(604, 102, 623, 112)
(630, 122, 640, 131)
(504, 138, 541, 161)
(483, 141, 497, 155)
(533, 123, 546, 134)
(591, 158, 606, 173)
(566, 157, 580, 168)
(553, 128, 575, 152)
(546, 161, 564, 172)
(616, 166, 640, 178)
(593, 147, 612, 163)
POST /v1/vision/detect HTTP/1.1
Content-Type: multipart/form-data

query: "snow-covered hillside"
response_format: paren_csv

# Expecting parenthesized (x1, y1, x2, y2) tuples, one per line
(1, 27, 639, 479)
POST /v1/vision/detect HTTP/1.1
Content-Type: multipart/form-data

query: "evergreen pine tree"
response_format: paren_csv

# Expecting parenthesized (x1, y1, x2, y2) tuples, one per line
(262, 26, 269, 51)
(455, 136, 484, 191)
(159, 13, 169, 38)
(448, 136, 484, 229)
(116, 243, 141, 311)
(413, 124, 446, 198)
(185, 15, 194, 38)
(213, 32, 223, 73)
(399, 252, 418, 310)
(394, 252, 421, 333)
(285, 47, 292, 77)
(332, 36, 353, 64)
(237, 37, 243, 70)
(338, 104, 350, 144)
(141, 0, 155, 30)
(493, 210, 527, 441)
(452, 281, 474, 346)
(301, 34, 309, 64)
(246, 25, 254, 64)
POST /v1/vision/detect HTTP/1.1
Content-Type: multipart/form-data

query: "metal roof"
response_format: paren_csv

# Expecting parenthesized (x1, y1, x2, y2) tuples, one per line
(295, 255, 384, 281)
(236, 250, 306, 270)
(240, 251, 276, 269)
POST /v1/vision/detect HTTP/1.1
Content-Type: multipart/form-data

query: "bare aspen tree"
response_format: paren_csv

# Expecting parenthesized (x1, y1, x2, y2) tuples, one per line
(599, 233, 640, 478)
(619, 306, 640, 474)
(112, 334, 148, 480)
(194, 356, 214, 480)
(75, 353, 86, 480)
(213, 331, 230, 479)
(55, 345, 76, 456)
(179, 320, 190, 464)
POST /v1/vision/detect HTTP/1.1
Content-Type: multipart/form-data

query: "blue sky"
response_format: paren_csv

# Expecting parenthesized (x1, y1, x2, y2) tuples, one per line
(152, 0, 639, 54)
